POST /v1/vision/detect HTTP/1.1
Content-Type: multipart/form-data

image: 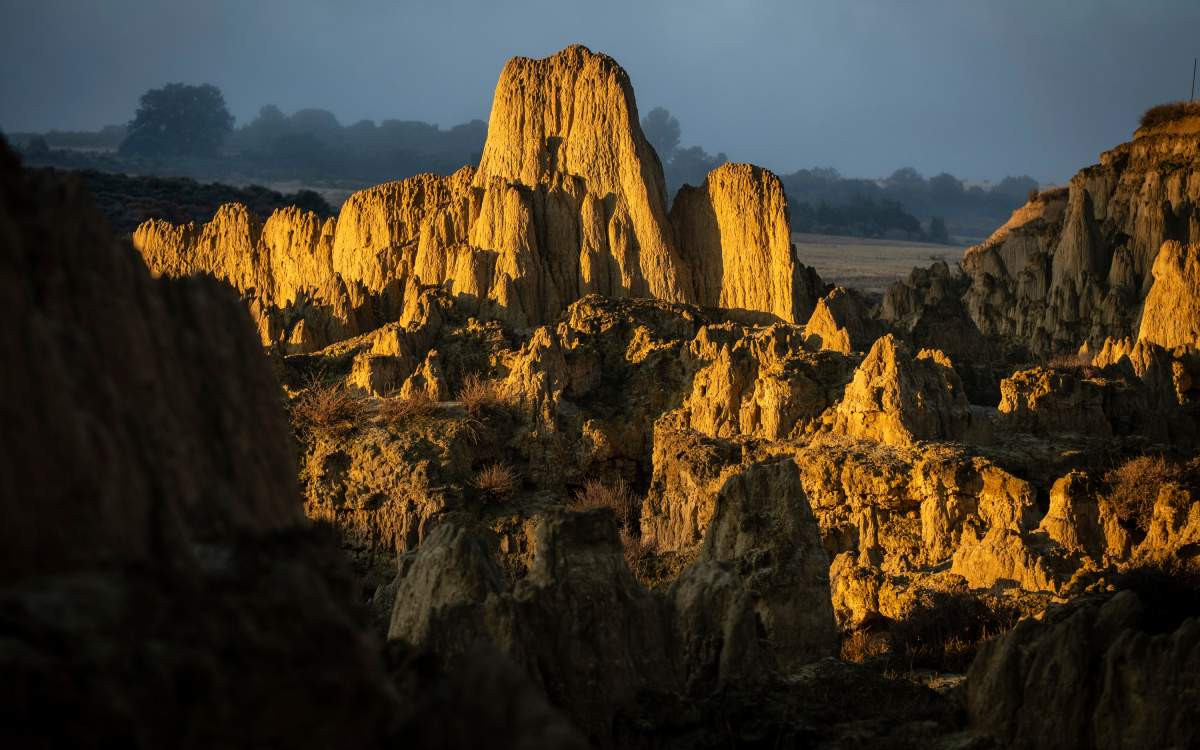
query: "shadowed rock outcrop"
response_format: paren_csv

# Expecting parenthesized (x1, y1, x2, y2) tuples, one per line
(966, 590, 1200, 750)
(1, 153, 300, 583)
(390, 460, 836, 745)
(0, 146, 586, 748)
(804, 285, 882, 354)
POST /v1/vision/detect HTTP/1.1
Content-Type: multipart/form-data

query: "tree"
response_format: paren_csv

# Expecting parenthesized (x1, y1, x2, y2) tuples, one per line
(928, 216, 950, 244)
(991, 175, 1039, 204)
(929, 172, 964, 202)
(641, 107, 681, 162)
(119, 83, 234, 158)
(885, 167, 926, 192)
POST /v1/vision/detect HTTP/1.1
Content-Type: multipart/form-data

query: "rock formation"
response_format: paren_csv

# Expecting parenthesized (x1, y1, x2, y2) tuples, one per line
(1138, 240, 1200, 349)
(133, 45, 826, 351)
(390, 461, 836, 744)
(804, 285, 882, 354)
(827, 334, 976, 447)
(887, 114, 1200, 358)
(37, 46, 1200, 748)
(672, 162, 825, 322)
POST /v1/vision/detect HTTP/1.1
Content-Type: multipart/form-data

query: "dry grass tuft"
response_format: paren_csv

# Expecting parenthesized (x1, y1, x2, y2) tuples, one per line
(1104, 454, 1183, 530)
(1140, 100, 1200, 130)
(378, 390, 437, 424)
(291, 381, 367, 434)
(571, 479, 638, 529)
(458, 373, 509, 417)
(840, 629, 891, 663)
(474, 462, 519, 500)
(1046, 351, 1101, 378)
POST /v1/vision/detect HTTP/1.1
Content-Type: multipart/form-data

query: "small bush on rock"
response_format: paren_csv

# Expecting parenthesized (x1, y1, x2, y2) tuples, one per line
(291, 382, 367, 434)
(888, 591, 1023, 673)
(1140, 100, 1200, 130)
(1105, 455, 1184, 530)
(474, 462, 518, 500)
(571, 479, 637, 528)
(458, 374, 508, 417)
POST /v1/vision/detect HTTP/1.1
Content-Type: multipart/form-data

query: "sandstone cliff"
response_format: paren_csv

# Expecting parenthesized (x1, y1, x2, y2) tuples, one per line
(134, 46, 825, 349)
(886, 116, 1200, 358)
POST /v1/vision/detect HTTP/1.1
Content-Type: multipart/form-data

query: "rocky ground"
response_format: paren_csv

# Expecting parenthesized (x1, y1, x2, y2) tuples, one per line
(3, 44, 1199, 750)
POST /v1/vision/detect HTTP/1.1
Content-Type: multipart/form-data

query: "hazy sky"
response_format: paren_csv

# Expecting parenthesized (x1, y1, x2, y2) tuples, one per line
(1, 0, 1197, 182)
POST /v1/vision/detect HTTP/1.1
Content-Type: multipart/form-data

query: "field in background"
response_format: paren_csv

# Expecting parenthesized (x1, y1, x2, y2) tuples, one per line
(792, 233, 968, 297)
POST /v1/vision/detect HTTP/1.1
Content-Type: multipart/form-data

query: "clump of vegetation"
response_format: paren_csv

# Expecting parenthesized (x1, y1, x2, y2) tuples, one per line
(619, 528, 657, 583)
(1139, 100, 1200, 130)
(571, 479, 638, 528)
(457, 373, 509, 418)
(887, 591, 1023, 673)
(1104, 454, 1186, 530)
(378, 390, 437, 424)
(1030, 186, 1069, 204)
(840, 629, 891, 664)
(291, 381, 367, 434)
(570, 478, 657, 581)
(1046, 351, 1101, 378)
(474, 462, 518, 501)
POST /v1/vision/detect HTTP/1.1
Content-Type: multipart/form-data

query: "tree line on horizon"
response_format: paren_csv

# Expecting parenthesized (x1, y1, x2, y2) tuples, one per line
(11, 82, 486, 185)
(11, 83, 1035, 242)
(640, 106, 1037, 243)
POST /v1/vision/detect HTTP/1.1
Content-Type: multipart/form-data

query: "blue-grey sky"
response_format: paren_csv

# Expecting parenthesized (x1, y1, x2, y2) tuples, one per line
(1, 0, 1196, 182)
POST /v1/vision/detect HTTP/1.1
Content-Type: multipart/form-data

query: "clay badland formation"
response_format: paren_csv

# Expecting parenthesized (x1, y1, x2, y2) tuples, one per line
(3, 45, 1200, 749)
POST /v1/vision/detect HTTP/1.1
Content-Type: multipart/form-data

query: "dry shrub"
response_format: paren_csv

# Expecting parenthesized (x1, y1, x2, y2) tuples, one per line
(1140, 100, 1200, 130)
(378, 390, 437, 424)
(1046, 351, 1100, 378)
(619, 528, 656, 580)
(840, 629, 891, 663)
(889, 591, 1022, 673)
(474, 462, 518, 500)
(1034, 186, 1068, 203)
(291, 382, 367, 433)
(571, 479, 637, 529)
(1105, 454, 1183, 530)
(458, 373, 508, 417)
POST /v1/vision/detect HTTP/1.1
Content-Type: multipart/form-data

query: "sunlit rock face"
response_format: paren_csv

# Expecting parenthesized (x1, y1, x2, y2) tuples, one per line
(134, 45, 823, 351)
(672, 162, 825, 323)
(885, 117, 1200, 358)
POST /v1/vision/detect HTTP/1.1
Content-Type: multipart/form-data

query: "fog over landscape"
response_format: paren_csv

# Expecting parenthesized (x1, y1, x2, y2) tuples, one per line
(2, 0, 1197, 182)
